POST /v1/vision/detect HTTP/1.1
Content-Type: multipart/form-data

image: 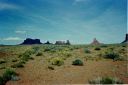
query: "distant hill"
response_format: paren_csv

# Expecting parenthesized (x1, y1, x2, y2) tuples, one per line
(121, 34, 128, 43)
(90, 38, 102, 45)
(20, 38, 42, 45)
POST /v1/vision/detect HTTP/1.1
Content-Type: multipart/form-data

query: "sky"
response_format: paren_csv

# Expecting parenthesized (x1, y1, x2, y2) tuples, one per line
(0, 0, 127, 45)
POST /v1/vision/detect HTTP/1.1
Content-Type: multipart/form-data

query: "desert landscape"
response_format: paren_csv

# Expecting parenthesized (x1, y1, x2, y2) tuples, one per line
(0, 38, 128, 85)
(0, 0, 127, 84)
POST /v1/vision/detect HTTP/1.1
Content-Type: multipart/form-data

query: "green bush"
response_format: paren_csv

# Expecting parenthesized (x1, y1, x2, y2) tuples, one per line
(12, 59, 18, 62)
(50, 57, 64, 66)
(95, 47, 101, 50)
(2, 69, 18, 84)
(100, 45, 108, 48)
(0, 60, 6, 64)
(11, 62, 24, 68)
(44, 48, 51, 52)
(89, 77, 123, 84)
(0, 76, 4, 85)
(72, 59, 83, 66)
(36, 52, 42, 56)
(84, 48, 91, 53)
(104, 52, 121, 60)
(48, 65, 54, 70)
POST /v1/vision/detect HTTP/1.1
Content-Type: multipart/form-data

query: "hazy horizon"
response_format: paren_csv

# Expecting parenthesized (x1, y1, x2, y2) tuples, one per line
(0, 0, 127, 45)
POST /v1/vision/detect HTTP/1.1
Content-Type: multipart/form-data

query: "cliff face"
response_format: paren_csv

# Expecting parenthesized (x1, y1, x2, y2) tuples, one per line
(122, 34, 128, 43)
(20, 38, 42, 45)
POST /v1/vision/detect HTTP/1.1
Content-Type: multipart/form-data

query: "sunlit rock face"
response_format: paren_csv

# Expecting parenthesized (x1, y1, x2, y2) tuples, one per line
(20, 38, 42, 45)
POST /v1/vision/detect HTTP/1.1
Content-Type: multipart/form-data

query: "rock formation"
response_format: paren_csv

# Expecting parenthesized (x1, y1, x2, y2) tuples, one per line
(44, 41, 52, 44)
(20, 38, 42, 45)
(121, 33, 128, 43)
(55, 40, 71, 45)
(90, 38, 101, 45)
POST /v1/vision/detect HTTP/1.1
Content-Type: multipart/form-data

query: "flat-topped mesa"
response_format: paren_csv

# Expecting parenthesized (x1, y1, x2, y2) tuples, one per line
(20, 38, 42, 45)
(121, 33, 128, 43)
(90, 38, 101, 45)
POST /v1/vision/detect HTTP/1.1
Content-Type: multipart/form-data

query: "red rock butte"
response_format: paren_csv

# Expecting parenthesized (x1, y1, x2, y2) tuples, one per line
(90, 38, 101, 45)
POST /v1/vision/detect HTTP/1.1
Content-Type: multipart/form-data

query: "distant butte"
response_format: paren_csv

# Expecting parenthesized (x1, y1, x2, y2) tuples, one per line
(20, 38, 42, 45)
(90, 38, 102, 45)
(121, 33, 128, 43)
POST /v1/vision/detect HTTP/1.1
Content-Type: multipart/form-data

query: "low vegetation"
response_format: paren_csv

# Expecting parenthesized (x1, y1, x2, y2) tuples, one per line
(89, 76, 123, 84)
(0, 44, 127, 84)
(36, 52, 43, 56)
(0, 59, 6, 64)
(48, 65, 54, 70)
(104, 51, 123, 61)
(11, 62, 24, 68)
(84, 48, 91, 53)
(72, 59, 83, 66)
(94, 47, 101, 50)
(0, 69, 18, 85)
(49, 57, 64, 66)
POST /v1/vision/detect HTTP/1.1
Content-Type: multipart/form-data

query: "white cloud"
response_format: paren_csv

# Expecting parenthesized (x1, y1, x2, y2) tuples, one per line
(15, 30, 26, 34)
(3, 37, 23, 41)
(73, 0, 88, 5)
(0, 2, 21, 10)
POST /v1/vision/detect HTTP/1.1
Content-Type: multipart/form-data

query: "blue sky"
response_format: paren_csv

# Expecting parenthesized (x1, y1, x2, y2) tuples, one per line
(0, 0, 127, 45)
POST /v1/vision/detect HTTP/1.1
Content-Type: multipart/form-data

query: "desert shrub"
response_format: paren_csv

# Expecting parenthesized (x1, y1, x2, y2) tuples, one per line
(36, 52, 42, 56)
(20, 51, 34, 61)
(89, 77, 123, 84)
(32, 46, 39, 52)
(12, 59, 18, 62)
(65, 53, 72, 57)
(11, 62, 24, 68)
(44, 48, 52, 52)
(0, 67, 5, 69)
(50, 57, 64, 66)
(0, 60, 6, 64)
(104, 52, 121, 60)
(100, 45, 108, 48)
(94, 47, 101, 50)
(2, 69, 18, 84)
(0, 76, 4, 85)
(84, 48, 91, 53)
(48, 65, 54, 70)
(72, 59, 83, 66)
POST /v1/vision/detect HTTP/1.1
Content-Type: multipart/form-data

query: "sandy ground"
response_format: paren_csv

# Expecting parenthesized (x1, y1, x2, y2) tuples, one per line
(6, 56, 128, 85)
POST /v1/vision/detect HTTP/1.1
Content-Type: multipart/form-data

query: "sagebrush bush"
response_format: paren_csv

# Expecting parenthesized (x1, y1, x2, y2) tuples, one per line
(48, 65, 54, 70)
(0, 69, 18, 85)
(11, 62, 24, 68)
(95, 47, 101, 50)
(89, 77, 123, 84)
(72, 59, 83, 66)
(36, 52, 42, 56)
(100, 45, 108, 48)
(50, 57, 64, 66)
(84, 48, 91, 53)
(0, 76, 4, 85)
(12, 59, 17, 62)
(0, 60, 6, 64)
(104, 52, 121, 60)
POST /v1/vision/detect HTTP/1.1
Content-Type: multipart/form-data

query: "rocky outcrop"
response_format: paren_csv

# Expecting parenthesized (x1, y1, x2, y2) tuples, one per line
(20, 38, 42, 45)
(90, 38, 101, 45)
(55, 40, 71, 45)
(44, 41, 52, 44)
(121, 33, 128, 43)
